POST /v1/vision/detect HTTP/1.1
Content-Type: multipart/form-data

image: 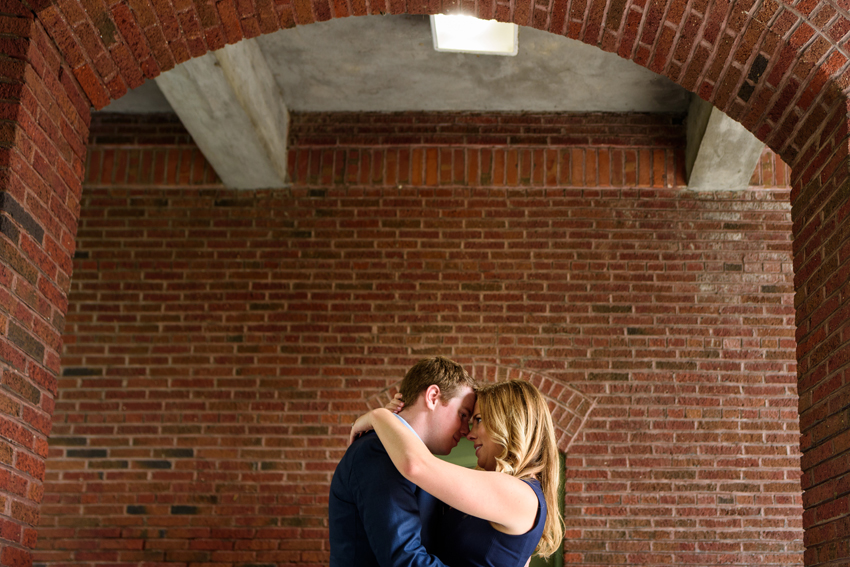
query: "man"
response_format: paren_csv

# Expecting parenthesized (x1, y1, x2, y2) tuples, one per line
(329, 356, 476, 567)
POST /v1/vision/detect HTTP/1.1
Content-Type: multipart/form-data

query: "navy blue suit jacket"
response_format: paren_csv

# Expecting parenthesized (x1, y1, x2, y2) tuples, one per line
(329, 431, 448, 567)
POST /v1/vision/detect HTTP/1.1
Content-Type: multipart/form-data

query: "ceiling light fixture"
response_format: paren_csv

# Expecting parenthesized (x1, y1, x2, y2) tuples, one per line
(430, 15, 518, 56)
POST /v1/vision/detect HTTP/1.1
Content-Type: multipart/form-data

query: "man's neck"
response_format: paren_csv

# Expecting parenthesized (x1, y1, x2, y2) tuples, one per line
(398, 407, 430, 450)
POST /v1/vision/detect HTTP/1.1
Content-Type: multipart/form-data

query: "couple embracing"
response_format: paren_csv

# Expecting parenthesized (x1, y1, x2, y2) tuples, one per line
(329, 356, 564, 567)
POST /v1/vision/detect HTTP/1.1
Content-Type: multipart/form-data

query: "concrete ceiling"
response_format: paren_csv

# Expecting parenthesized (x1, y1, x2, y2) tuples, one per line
(104, 15, 691, 114)
(257, 15, 690, 112)
(101, 15, 764, 192)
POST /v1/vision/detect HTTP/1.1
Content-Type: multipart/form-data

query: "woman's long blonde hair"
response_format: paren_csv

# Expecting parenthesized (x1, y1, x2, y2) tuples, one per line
(476, 380, 564, 559)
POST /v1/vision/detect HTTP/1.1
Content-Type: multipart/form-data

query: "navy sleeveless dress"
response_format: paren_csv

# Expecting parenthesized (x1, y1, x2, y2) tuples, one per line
(431, 478, 546, 567)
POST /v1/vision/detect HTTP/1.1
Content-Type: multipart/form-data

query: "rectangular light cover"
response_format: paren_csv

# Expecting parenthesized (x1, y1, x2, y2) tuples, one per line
(430, 15, 518, 56)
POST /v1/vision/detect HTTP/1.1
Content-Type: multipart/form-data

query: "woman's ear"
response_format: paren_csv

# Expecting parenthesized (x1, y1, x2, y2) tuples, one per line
(423, 384, 441, 410)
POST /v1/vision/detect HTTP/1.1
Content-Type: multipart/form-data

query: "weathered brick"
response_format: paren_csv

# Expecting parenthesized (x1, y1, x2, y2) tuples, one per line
(35, 111, 809, 567)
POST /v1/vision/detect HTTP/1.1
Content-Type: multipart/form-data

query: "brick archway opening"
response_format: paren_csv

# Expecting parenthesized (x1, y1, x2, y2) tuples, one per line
(31, 108, 805, 566)
(366, 365, 596, 452)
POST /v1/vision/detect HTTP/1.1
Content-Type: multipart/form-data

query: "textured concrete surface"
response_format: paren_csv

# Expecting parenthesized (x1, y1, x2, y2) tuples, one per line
(106, 15, 690, 114)
(686, 96, 764, 191)
(258, 15, 690, 112)
(102, 79, 172, 113)
(155, 42, 289, 189)
(215, 40, 290, 183)
(685, 94, 713, 179)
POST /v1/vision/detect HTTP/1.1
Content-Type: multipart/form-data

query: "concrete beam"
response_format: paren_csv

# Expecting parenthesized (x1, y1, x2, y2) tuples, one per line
(685, 95, 764, 191)
(155, 40, 289, 189)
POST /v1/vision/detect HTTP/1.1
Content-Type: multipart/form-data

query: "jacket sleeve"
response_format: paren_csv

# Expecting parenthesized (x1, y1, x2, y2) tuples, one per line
(350, 435, 448, 567)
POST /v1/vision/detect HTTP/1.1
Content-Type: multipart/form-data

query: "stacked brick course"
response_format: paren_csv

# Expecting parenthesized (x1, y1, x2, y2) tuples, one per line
(286, 112, 792, 189)
(0, 10, 89, 567)
(33, 112, 804, 567)
(788, 93, 850, 566)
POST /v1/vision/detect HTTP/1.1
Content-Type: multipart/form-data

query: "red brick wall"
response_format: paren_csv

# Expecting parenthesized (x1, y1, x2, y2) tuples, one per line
(788, 100, 850, 565)
(35, 112, 803, 567)
(0, 10, 89, 567)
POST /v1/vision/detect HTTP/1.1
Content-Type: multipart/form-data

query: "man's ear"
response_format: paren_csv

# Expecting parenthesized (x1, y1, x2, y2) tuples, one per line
(423, 384, 441, 410)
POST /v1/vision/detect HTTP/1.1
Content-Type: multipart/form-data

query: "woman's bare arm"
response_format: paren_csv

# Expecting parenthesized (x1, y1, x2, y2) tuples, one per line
(350, 408, 539, 535)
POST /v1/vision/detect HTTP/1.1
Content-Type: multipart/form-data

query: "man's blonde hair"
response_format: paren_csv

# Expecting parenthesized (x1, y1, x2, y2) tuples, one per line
(398, 356, 476, 406)
(476, 380, 564, 559)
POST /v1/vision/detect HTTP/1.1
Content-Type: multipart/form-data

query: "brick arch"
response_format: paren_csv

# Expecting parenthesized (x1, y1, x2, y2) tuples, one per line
(365, 365, 596, 452)
(25, 0, 848, 165)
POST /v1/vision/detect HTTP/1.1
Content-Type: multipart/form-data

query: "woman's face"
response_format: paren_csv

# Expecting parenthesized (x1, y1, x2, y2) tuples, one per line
(467, 401, 499, 471)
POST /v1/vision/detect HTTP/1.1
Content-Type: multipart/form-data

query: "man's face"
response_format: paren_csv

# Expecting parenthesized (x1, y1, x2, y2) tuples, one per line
(429, 386, 476, 455)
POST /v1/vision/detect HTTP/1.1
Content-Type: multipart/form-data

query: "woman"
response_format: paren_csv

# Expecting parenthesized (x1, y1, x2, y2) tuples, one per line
(349, 379, 563, 567)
